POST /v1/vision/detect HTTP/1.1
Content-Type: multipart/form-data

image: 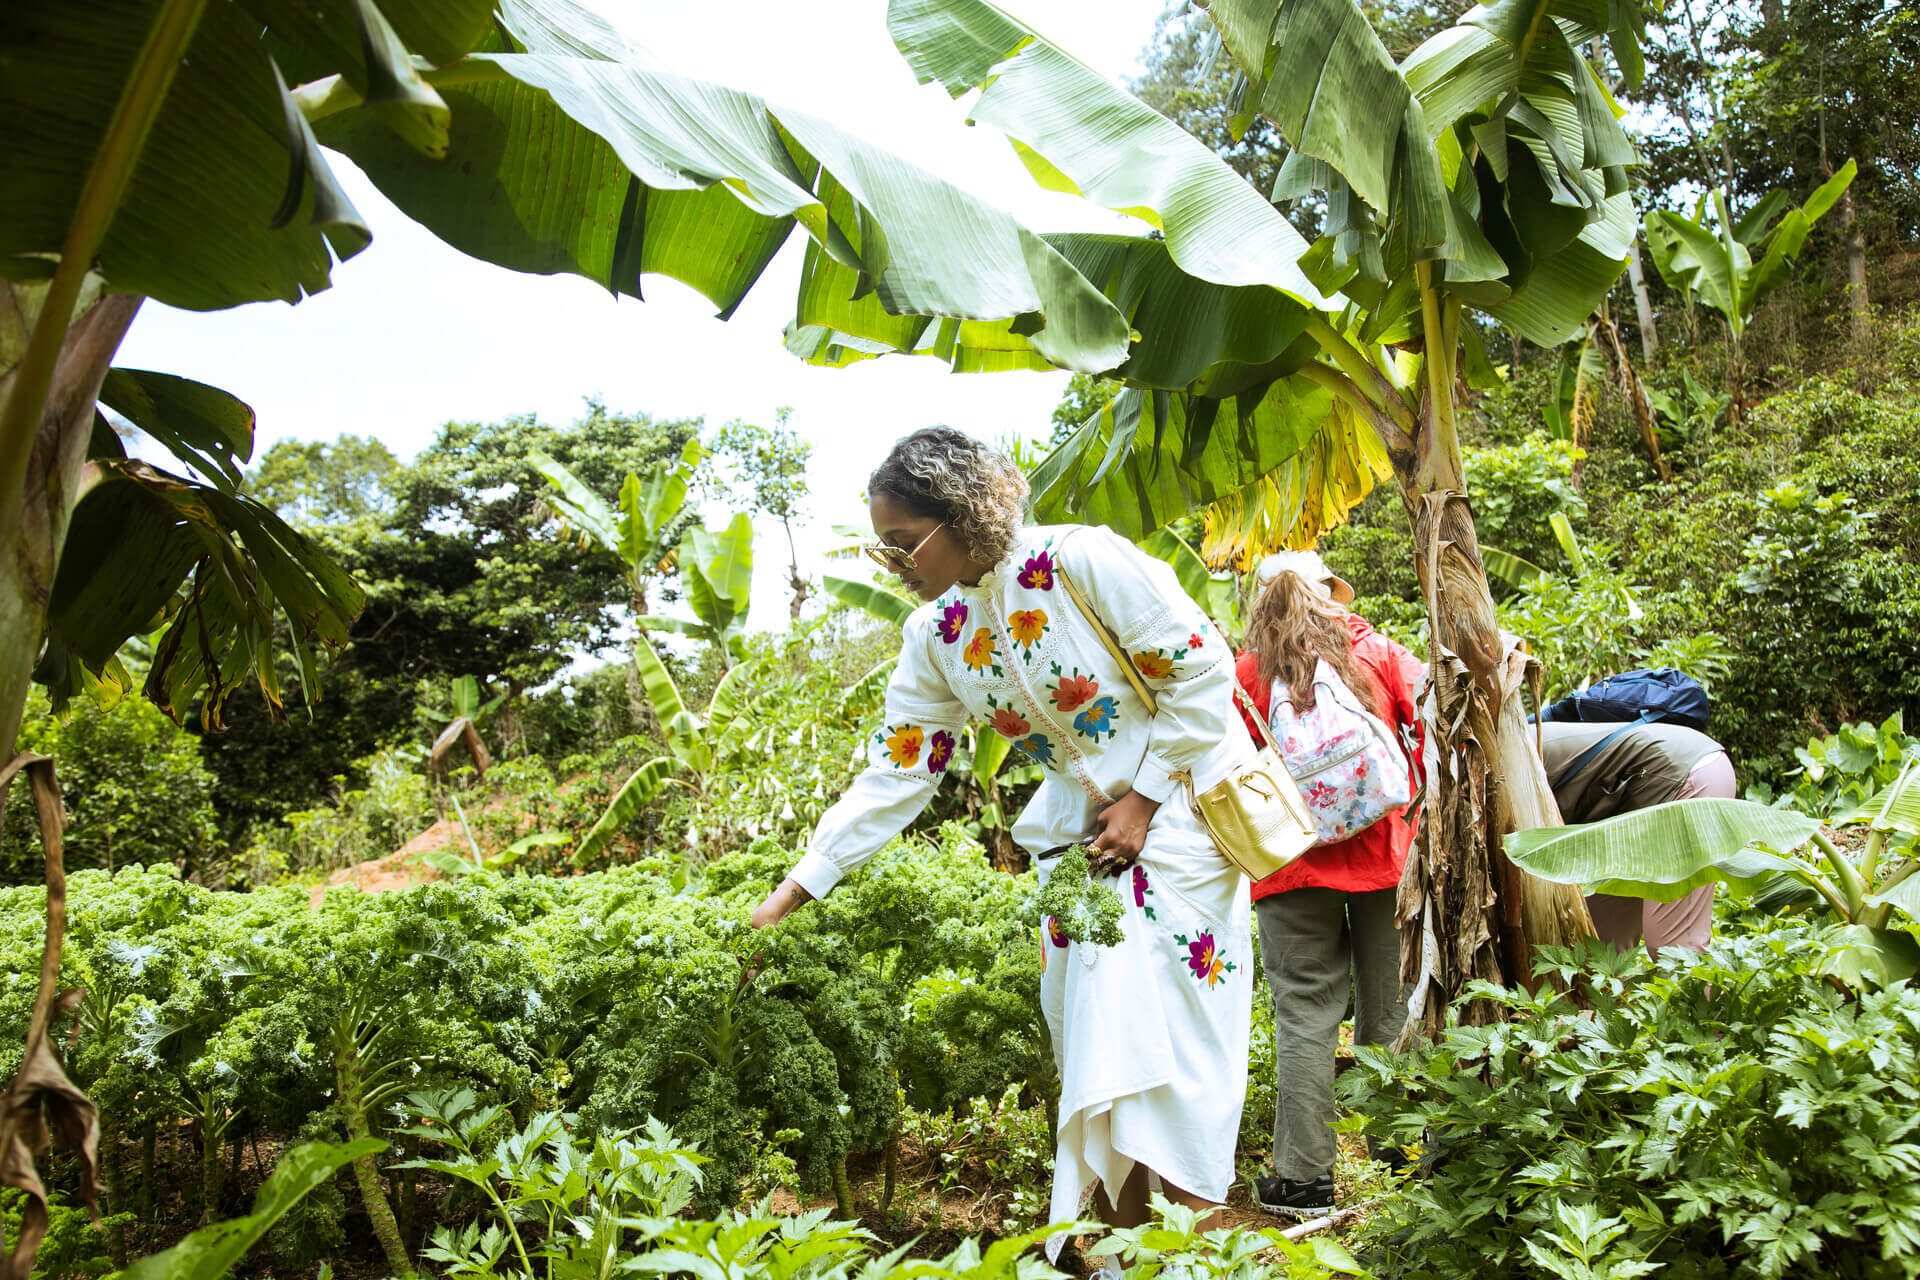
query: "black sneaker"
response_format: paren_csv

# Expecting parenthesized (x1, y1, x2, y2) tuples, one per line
(1254, 1173, 1334, 1219)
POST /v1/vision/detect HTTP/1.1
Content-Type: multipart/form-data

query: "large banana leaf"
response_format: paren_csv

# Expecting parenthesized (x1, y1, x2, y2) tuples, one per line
(311, 5, 1132, 372)
(890, 0, 1325, 305)
(681, 514, 754, 654)
(1504, 798, 1824, 901)
(46, 460, 364, 728)
(1, 0, 373, 307)
(630, 635, 705, 771)
(121, 1139, 382, 1280)
(1030, 381, 1387, 562)
(531, 451, 621, 556)
(821, 575, 919, 627)
(1205, 0, 1638, 343)
(574, 757, 680, 864)
(619, 440, 701, 572)
(97, 369, 255, 491)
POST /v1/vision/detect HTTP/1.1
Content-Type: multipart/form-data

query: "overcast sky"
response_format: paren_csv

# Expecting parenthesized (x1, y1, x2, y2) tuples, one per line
(113, 0, 1177, 637)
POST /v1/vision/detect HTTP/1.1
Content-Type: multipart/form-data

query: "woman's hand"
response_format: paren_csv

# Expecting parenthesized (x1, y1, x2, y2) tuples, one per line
(751, 878, 814, 929)
(1087, 790, 1161, 875)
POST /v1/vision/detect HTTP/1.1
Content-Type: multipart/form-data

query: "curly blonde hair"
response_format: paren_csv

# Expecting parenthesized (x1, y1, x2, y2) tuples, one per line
(868, 427, 1029, 567)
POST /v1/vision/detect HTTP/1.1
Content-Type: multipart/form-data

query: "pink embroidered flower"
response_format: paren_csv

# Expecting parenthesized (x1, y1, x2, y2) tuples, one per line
(1131, 864, 1151, 907)
(991, 707, 1032, 739)
(1019, 550, 1057, 591)
(1047, 916, 1069, 948)
(963, 627, 998, 672)
(927, 730, 955, 774)
(937, 601, 969, 644)
(1052, 673, 1099, 713)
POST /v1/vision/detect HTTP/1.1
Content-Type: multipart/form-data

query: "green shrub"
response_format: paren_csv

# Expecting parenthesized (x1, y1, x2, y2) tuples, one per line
(3, 692, 219, 884)
(1461, 432, 1588, 574)
(1342, 924, 1920, 1278)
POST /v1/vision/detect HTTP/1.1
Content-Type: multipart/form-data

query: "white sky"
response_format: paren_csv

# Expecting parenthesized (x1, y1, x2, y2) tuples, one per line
(114, 0, 1176, 637)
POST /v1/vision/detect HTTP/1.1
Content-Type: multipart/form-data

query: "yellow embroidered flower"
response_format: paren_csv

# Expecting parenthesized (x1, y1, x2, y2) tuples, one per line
(1133, 649, 1175, 681)
(1009, 609, 1049, 649)
(885, 726, 924, 768)
(963, 627, 998, 671)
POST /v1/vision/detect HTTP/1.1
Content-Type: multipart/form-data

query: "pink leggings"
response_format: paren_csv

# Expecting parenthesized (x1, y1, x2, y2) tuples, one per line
(1584, 752, 1736, 955)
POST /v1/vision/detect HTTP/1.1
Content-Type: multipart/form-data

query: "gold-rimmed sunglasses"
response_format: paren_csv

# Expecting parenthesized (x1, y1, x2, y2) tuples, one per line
(864, 522, 945, 576)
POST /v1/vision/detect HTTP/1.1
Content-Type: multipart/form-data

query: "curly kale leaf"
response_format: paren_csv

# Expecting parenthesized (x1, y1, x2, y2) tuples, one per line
(1033, 846, 1124, 947)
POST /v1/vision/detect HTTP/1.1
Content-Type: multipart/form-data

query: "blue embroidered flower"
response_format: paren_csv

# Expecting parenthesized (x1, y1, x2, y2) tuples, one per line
(1073, 695, 1120, 741)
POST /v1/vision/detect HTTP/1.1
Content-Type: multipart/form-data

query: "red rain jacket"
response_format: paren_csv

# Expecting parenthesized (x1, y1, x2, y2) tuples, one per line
(1234, 614, 1424, 899)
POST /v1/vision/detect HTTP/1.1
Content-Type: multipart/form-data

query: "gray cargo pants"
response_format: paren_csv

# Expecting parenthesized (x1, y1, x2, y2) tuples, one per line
(1254, 886, 1406, 1180)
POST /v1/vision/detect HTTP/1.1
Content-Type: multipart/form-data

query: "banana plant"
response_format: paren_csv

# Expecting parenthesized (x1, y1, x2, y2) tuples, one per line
(651, 513, 756, 662)
(889, 0, 1653, 1023)
(1643, 161, 1857, 415)
(1506, 761, 1920, 986)
(532, 439, 702, 618)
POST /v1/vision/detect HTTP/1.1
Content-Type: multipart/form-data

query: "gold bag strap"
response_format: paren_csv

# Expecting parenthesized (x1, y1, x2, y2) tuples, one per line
(1055, 561, 1287, 760)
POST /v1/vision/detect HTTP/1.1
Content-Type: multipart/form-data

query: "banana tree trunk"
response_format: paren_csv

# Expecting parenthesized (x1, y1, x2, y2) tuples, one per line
(1393, 392, 1594, 1043)
(1838, 186, 1869, 345)
(1595, 316, 1671, 482)
(1626, 240, 1659, 364)
(0, 288, 142, 771)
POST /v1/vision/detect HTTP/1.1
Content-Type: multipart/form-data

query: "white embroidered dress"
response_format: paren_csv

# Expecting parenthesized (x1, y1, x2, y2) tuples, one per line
(787, 524, 1254, 1247)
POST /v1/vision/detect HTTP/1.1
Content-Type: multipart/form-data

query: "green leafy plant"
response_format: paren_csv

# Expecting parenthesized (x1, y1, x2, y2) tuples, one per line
(1506, 766, 1920, 984)
(1032, 847, 1123, 947)
(1342, 927, 1920, 1278)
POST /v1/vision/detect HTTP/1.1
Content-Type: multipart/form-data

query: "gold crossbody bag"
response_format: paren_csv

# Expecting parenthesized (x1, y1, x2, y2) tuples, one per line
(1056, 568, 1318, 882)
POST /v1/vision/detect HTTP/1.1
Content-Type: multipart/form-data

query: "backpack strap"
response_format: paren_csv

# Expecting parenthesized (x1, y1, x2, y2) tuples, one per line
(1548, 708, 1665, 791)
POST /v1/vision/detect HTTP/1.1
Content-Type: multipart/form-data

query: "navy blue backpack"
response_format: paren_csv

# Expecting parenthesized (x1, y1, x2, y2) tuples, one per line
(1536, 668, 1710, 787)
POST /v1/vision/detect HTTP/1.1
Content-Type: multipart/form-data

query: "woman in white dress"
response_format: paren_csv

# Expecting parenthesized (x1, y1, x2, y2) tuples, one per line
(751, 428, 1255, 1251)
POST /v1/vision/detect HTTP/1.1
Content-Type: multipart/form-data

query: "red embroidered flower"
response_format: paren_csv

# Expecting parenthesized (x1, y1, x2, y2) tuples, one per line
(1019, 550, 1057, 591)
(991, 707, 1032, 739)
(1189, 632, 1205, 649)
(928, 730, 955, 774)
(1306, 781, 1336, 807)
(1052, 673, 1099, 712)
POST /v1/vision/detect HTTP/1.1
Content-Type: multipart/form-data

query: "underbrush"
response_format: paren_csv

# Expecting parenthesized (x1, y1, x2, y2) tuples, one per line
(1342, 927, 1920, 1278)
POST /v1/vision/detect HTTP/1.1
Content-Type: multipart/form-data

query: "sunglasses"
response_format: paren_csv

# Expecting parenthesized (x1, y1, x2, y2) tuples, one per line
(864, 522, 945, 576)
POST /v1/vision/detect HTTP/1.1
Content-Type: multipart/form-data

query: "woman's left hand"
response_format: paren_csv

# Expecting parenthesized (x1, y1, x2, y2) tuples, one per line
(1088, 790, 1161, 875)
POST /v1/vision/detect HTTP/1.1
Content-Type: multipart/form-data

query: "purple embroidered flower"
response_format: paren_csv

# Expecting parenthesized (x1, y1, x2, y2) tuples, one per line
(1131, 864, 1151, 907)
(1176, 931, 1233, 987)
(1019, 550, 1057, 591)
(937, 600, 969, 644)
(1046, 916, 1070, 948)
(927, 730, 955, 774)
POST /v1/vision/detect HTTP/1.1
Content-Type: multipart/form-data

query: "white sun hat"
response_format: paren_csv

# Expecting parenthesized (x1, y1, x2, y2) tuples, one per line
(1255, 549, 1355, 605)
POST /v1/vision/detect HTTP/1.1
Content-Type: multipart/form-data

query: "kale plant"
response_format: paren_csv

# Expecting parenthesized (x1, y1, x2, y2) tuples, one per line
(1033, 846, 1124, 947)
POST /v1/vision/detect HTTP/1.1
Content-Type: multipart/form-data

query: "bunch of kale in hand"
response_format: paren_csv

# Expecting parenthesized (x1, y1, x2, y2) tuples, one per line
(1034, 845, 1125, 947)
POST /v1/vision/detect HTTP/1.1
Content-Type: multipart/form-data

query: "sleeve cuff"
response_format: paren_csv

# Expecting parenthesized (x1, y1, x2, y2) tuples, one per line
(788, 849, 846, 901)
(1131, 753, 1184, 805)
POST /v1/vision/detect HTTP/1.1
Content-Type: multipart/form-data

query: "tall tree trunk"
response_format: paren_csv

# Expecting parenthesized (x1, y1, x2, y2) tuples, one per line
(1838, 187, 1870, 344)
(1394, 389, 1595, 1044)
(0, 288, 143, 772)
(1626, 241, 1659, 364)
(1596, 317, 1671, 481)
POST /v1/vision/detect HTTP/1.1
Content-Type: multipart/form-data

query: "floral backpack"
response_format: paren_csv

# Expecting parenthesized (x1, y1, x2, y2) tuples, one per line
(1267, 660, 1413, 844)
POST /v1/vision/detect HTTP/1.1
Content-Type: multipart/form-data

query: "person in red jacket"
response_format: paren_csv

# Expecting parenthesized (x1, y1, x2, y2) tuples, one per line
(1234, 550, 1423, 1220)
